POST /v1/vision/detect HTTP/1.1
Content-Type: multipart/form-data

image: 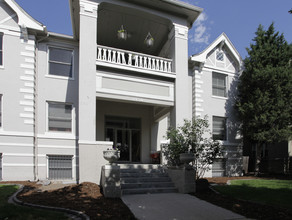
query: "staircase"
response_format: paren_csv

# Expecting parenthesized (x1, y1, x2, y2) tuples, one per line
(120, 164, 177, 195)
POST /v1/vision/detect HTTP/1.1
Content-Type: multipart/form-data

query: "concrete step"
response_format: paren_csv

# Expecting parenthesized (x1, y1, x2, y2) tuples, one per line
(121, 176, 172, 183)
(121, 181, 175, 189)
(120, 168, 165, 174)
(120, 172, 169, 178)
(122, 187, 178, 195)
(119, 164, 162, 170)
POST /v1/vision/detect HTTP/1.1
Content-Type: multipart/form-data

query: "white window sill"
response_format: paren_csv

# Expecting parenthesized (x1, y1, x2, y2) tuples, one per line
(212, 95, 228, 100)
(45, 74, 74, 81)
(39, 132, 77, 140)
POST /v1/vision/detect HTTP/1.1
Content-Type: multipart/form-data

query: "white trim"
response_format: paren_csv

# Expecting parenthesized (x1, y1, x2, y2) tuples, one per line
(0, 130, 34, 137)
(3, 163, 34, 167)
(4, 0, 44, 31)
(0, 13, 17, 25)
(78, 140, 113, 145)
(0, 94, 2, 129)
(0, 142, 33, 147)
(37, 133, 77, 140)
(3, 153, 33, 157)
(38, 144, 76, 149)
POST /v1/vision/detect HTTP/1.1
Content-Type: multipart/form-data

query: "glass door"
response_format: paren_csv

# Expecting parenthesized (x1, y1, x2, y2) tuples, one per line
(105, 116, 141, 163)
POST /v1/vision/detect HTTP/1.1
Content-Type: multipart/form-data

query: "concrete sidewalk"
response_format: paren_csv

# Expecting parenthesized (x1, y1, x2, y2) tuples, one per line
(122, 193, 247, 220)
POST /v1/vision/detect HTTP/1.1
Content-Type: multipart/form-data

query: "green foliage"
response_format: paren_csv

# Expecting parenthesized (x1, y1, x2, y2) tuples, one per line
(214, 179, 292, 209)
(163, 116, 222, 178)
(236, 23, 292, 144)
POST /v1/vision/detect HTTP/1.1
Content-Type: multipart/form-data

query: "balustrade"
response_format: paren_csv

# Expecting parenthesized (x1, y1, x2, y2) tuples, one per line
(97, 45, 173, 74)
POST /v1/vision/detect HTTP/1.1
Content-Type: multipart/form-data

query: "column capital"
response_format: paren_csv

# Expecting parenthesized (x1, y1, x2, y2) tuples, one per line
(169, 23, 188, 41)
(80, 0, 98, 18)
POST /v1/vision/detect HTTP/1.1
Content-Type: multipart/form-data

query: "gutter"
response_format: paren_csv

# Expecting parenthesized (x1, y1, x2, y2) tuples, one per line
(33, 27, 49, 181)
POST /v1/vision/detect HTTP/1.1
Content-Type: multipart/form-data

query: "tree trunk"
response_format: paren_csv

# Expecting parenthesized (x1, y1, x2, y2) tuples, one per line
(254, 143, 263, 176)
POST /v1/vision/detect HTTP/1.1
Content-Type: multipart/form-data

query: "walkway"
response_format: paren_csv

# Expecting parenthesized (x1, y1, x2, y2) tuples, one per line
(122, 193, 247, 220)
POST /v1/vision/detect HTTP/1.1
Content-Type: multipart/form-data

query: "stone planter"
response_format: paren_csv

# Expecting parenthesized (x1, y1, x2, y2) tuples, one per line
(179, 153, 195, 165)
(103, 150, 120, 164)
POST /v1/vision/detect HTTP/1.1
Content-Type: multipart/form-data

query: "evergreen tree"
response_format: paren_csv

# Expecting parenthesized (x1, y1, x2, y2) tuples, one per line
(236, 23, 292, 174)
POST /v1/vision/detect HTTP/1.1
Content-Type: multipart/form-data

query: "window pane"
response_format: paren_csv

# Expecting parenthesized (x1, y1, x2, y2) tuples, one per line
(212, 73, 226, 97)
(0, 95, 2, 127)
(213, 116, 226, 140)
(49, 62, 72, 77)
(0, 34, 2, 66)
(49, 47, 72, 64)
(48, 103, 72, 132)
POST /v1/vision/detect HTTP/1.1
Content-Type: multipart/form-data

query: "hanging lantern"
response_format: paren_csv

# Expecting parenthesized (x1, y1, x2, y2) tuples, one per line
(144, 32, 154, 48)
(117, 25, 127, 40)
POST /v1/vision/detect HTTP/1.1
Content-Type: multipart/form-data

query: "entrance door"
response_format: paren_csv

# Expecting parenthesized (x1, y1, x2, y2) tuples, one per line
(105, 116, 141, 162)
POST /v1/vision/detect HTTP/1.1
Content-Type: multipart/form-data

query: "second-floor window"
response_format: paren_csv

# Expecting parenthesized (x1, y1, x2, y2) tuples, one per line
(212, 72, 227, 97)
(0, 95, 2, 127)
(48, 102, 72, 132)
(0, 33, 3, 66)
(48, 47, 73, 78)
(212, 116, 227, 141)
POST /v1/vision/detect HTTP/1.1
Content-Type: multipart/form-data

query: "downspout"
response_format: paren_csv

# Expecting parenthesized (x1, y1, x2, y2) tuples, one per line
(33, 28, 49, 181)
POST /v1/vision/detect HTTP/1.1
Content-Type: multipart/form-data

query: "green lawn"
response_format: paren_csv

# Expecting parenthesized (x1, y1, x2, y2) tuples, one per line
(0, 184, 70, 220)
(214, 179, 292, 209)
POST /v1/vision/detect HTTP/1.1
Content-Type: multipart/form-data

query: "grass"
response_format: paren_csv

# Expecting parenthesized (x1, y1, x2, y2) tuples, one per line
(214, 179, 292, 209)
(0, 184, 70, 220)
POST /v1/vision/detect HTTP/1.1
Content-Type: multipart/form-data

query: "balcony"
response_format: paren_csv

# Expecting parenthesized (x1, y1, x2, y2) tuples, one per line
(96, 45, 175, 79)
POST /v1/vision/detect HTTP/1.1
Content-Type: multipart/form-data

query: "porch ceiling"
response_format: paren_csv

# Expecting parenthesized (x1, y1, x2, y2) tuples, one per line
(97, 2, 172, 56)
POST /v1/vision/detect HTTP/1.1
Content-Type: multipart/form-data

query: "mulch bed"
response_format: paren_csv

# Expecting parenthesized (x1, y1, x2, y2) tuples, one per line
(3, 177, 292, 220)
(193, 177, 292, 220)
(3, 181, 136, 220)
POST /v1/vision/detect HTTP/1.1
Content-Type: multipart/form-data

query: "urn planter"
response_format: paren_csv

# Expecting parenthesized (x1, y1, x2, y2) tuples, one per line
(103, 150, 120, 164)
(179, 153, 195, 165)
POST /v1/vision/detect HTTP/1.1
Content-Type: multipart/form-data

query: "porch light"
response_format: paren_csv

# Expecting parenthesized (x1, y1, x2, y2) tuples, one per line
(117, 25, 127, 40)
(144, 32, 154, 48)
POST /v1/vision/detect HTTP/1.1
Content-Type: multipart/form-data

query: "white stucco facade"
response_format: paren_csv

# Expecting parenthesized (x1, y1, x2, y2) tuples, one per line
(0, 0, 242, 182)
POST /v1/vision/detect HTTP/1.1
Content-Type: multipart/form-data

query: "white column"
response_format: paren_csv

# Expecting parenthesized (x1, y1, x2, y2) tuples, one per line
(78, 0, 98, 142)
(169, 23, 192, 127)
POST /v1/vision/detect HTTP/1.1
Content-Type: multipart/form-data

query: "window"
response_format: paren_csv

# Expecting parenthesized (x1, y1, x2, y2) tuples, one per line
(48, 102, 72, 132)
(48, 47, 73, 77)
(213, 116, 226, 140)
(0, 33, 3, 66)
(48, 155, 73, 180)
(212, 72, 227, 97)
(0, 153, 2, 180)
(0, 95, 2, 128)
(216, 50, 224, 61)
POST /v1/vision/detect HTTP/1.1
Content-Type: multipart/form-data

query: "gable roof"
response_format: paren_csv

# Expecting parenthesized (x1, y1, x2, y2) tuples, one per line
(4, 0, 45, 31)
(190, 33, 242, 67)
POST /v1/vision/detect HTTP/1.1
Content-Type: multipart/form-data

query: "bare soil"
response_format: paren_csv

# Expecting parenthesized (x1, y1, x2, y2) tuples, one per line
(3, 181, 136, 220)
(3, 176, 292, 220)
(193, 177, 292, 220)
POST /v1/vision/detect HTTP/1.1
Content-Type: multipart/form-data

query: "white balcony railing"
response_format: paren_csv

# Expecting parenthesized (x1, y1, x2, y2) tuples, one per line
(97, 45, 173, 75)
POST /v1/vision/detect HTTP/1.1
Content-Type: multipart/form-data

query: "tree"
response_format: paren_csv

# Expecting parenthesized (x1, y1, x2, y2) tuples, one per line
(236, 23, 292, 174)
(163, 116, 222, 179)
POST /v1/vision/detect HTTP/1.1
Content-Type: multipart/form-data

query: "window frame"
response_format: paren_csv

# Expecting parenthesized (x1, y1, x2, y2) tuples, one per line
(216, 50, 224, 62)
(47, 155, 73, 180)
(47, 45, 74, 79)
(212, 72, 227, 98)
(47, 101, 74, 133)
(0, 33, 3, 67)
(0, 94, 2, 129)
(212, 116, 227, 141)
(0, 153, 2, 180)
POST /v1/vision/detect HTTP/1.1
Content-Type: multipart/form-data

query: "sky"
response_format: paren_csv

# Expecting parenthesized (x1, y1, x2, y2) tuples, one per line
(15, 0, 292, 59)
